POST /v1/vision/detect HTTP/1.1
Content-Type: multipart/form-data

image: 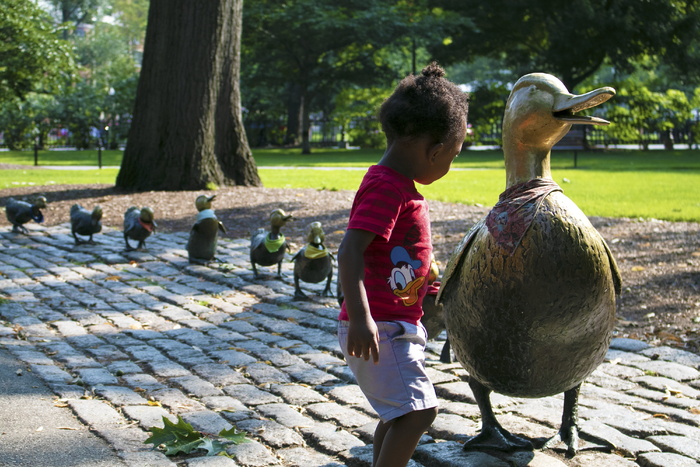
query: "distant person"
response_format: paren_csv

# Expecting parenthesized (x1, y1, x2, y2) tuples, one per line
(337, 62, 469, 467)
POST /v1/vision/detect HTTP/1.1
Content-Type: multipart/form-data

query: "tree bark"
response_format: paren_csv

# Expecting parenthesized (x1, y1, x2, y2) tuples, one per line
(117, 0, 260, 191)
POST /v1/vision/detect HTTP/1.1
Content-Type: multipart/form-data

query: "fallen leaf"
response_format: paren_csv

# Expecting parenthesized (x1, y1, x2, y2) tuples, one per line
(57, 427, 79, 430)
(104, 275, 121, 281)
(653, 414, 669, 419)
(631, 266, 645, 272)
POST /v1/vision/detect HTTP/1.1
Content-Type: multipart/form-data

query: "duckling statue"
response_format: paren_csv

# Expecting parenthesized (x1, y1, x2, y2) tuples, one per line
(437, 73, 621, 456)
(5, 196, 47, 233)
(123, 206, 157, 251)
(250, 209, 293, 277)
(70, 204, 103, 245)
(187, 194, 226, 264)
(291, 221, 333, 300)
(421, 255, 451, 363)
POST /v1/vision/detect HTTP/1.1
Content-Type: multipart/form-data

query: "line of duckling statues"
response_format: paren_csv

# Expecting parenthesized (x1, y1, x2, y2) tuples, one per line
(3, 195, 335, 301)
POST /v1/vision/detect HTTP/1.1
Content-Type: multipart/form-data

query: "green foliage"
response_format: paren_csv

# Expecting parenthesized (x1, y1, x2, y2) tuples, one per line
(430, 0, 700, 89)
(0, 0, 74, 102)
(144, 415, 247, 458)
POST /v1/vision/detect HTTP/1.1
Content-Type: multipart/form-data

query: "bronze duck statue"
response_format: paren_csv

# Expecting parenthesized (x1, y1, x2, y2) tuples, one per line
(187, 194, 226, 264)
(123, 206, 157, 251)
(421, 255, 451, 363)
(291, 221, 333, 300)
(437, 73, 621, 456)
(250, 209, 293, 277)
(5, 196, 47, 233)
(70, 204, 103, 245)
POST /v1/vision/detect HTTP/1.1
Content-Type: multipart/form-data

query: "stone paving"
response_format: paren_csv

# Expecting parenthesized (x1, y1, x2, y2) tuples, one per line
(1, 224, 700, 467)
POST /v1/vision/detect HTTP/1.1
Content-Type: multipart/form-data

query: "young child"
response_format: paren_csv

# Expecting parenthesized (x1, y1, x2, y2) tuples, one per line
(338, 62, 469, 467)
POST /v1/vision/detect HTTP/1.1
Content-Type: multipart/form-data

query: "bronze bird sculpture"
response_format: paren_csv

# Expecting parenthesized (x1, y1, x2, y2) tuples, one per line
(421, 256, 451, 363)
(438, 73, 622, 456)
(187, 194, 226, 264)
(291, 221, 333, 300)
(5, 196, 47, 233)
(250, 209, 293, 277)
(123, 206, 156, 251)
(70, 204, 103, 245)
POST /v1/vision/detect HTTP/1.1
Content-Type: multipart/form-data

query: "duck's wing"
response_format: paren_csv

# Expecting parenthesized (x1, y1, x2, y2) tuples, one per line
(436, 217, 486, 303)
(602, 238, 622, 295)
(250, 229, 266, 250)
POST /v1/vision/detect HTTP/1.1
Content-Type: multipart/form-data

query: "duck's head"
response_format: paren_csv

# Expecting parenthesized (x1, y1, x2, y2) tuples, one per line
(32, 196, 47, 209)
(306, 221, 325, 246)
(195, 194, 216, 211)
(92, 206, 103, 221)
(270, 209, 293, 229)
(139, 207, 155, 223)
(503, 73, 615, 187)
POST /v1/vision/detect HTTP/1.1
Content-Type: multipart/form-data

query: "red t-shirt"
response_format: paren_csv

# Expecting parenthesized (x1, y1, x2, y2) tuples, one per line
(339, 165, 432, 325)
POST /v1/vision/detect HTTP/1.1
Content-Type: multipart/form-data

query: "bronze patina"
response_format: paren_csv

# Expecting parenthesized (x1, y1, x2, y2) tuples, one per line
(438, 73, 622, 456)
(291, 221, 334, 300)
(250, 208, 293, 278)
(187, 194, 227, 264)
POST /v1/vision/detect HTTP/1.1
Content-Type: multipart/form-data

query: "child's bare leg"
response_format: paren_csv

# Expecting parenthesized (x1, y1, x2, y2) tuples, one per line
(374, 407, 438, 467)
(373, 420, 392, 466)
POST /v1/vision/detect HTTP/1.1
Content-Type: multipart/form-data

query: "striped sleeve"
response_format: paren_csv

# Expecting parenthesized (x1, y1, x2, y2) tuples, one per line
(347, 178, 403, 241)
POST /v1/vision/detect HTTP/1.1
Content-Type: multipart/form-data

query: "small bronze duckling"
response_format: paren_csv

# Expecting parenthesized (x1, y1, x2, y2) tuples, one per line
(5, 196, 47, 233)
(123, 206, 156, 251)
(250, 209, 293, 277)
(187, 194, 226, 264)
(438, 73, 621, 456)
(421, 255, 451, 363)
(70, 204, 103, 245)
(291, 221, 333, 300)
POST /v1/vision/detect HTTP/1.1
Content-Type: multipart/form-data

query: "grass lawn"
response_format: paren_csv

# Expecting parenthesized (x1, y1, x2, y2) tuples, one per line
(1, 147, 699, 222)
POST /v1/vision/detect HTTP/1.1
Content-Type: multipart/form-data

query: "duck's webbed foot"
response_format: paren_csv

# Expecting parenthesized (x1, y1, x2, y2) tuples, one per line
(12, 224, 28, 234)
(541, 424, 579, 457)
(542, 385, 581, 457)
(463, 424, 533, 452)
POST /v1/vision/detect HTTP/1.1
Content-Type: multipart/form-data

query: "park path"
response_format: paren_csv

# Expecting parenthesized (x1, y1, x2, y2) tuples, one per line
(0, 224, 699, 466)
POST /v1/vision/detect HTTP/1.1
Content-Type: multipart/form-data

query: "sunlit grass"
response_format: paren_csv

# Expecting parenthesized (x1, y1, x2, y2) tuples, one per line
(0, 169, 118, 189)
(2, 148, 699, 222)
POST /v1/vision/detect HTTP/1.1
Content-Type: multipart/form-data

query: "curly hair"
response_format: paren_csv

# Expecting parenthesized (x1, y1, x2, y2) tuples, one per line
(378, 62, 469, 144)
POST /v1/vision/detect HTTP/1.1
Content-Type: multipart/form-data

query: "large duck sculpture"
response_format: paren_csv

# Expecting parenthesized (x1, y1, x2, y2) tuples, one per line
(291, 221, 333, 299)
(250, 209, 293, 278)
(187, 194, 226, 264)
(70, 204, 103, 244)
(123, 206, 157, 251)
(5, 196, 47, 233)
(437, 73, 621, 456)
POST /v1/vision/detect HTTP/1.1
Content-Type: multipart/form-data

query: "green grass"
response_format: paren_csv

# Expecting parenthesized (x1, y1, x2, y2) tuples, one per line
(0, 149, 123, 167)
(2, 148, 699, 222)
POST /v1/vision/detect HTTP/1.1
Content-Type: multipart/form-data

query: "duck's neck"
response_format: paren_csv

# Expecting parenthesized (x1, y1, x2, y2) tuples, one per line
(269, 226, 282, 239)
(503, 141, 553, 189)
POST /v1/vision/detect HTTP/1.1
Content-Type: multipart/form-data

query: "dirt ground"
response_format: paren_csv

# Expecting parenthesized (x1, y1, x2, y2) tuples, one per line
(1, 176, 699, 355)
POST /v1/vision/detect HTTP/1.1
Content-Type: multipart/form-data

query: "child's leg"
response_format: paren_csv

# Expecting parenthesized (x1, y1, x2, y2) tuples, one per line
(374, 407, 438, 467)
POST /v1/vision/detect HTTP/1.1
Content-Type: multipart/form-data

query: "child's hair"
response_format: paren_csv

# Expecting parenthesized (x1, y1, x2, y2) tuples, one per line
(379, 62, 469, 144)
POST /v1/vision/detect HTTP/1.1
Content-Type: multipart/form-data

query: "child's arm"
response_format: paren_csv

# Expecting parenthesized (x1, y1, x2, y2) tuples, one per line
(338, 228, 380, 363)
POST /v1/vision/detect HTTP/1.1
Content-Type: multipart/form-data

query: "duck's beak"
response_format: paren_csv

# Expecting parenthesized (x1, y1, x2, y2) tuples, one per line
(553, 87, 615, 126)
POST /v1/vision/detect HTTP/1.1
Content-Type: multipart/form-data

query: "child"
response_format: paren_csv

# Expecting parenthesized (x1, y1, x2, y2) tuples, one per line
(338, 62, 468, 467)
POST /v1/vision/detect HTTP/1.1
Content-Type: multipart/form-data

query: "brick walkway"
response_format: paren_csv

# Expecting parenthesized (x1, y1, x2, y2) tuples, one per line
(1, 225, 699, 467)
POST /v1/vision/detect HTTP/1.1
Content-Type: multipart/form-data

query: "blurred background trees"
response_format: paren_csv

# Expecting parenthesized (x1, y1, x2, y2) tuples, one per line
(2, 0, 700, 154)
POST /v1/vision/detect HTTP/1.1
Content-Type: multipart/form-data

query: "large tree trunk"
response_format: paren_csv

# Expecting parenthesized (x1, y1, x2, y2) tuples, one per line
(117, 0, 261, 191)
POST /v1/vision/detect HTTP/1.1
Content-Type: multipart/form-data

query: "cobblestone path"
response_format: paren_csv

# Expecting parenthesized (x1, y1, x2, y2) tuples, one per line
(1, 225, 699, 467)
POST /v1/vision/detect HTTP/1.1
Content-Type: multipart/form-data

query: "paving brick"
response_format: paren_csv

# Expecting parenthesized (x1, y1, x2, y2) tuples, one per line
(69, 399, 125, 427)
(223, 384, 282, 406)
(236, 418, 305, 448)
(182, 410, 232, 435)
(269, 383, 328, 406)
(170, 375, 223, 397)
(226, 439, 281, 466)
(122, 405, 176, 429)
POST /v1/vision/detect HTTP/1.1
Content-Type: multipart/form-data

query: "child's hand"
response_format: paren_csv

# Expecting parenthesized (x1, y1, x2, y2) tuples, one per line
(346, 318, 380, 363)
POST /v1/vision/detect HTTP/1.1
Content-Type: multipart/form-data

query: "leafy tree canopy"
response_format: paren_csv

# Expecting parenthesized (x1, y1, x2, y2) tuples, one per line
(430, 0, 700, 90)
(0, 0, 74, 102)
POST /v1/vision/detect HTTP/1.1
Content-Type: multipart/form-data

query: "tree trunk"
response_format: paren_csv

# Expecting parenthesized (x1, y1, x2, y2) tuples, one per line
(117, 0, 260, 191)
(284, 83, 303, 146)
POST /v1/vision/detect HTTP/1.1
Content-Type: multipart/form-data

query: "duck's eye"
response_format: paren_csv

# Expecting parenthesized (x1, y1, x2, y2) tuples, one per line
(393, 270, 408, 290)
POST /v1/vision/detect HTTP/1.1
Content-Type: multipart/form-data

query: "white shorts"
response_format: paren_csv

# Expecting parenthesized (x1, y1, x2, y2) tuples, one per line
(338, 320, 438, 422)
